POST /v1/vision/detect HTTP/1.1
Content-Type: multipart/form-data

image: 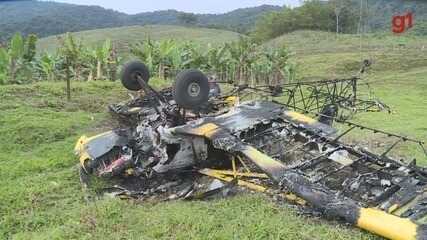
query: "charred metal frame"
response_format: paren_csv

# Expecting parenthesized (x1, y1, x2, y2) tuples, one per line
(277, 102, 427, 160)
(77, 63, 427, 240)
(281, 78, 384, 117)
(234, 77, 389, 121)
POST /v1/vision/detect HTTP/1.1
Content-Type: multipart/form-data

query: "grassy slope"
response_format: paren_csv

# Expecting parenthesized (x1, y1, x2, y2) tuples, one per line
(268, 30, 427, 162)
(0, 81, 373, 240)
(2, 30, 426, 239)
(36, 25, 242, 54)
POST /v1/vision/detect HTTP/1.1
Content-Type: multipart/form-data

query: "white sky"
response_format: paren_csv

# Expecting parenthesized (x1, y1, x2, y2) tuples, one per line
(45, 0, 301, 14)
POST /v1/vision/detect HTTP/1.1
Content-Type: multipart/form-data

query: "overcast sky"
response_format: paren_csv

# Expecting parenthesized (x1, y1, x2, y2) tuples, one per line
(47, 0, 301, 14)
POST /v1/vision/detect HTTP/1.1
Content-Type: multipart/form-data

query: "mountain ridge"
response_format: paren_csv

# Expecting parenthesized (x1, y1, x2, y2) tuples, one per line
(0, 1, 281, 41)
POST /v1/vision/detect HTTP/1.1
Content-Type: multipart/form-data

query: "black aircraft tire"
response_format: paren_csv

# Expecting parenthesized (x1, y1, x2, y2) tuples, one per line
(120, 61, 150, 91)
(173, 69, 209, 110)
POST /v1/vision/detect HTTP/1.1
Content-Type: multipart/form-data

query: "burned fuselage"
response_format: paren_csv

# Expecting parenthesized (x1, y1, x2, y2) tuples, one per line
(75, 61, 427, 240)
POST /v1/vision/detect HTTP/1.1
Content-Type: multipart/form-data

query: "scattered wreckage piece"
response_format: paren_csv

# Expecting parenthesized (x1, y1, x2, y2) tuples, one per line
(236, 77, 391, 122)
(99, 175, 239, 202)
(75, 61, 427, 240)
(228, 59, 390, 122)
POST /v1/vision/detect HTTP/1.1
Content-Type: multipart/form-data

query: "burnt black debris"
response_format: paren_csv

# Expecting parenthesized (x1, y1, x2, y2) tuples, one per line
(76, 62, 427, 240)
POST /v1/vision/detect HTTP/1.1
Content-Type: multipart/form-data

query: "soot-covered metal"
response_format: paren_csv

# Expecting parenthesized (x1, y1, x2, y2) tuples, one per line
(75, 61, 427, 240)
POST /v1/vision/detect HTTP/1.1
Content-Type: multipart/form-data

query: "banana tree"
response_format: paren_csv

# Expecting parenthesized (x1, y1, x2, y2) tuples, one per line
(57, 33, 84, 100)
(251, 53, 273, 86)
(180, 42, 197, 69)
(130, 39, 159, 75)
(157, 39, 177, 79)
(106, 45, 120, 81)
(36, 53, 57, 82)
(226, 37, 258, 84)
(8, 33, 25, 83)
(206, 44, 230, 81)
(82, 47, 95, 81)
(127, 38, 294, 84)
(0, 47, 8, 84)
(180, 42, 207, 71)
(264, 46, 292, 85)
(94, 39, 112, 80)
(23, 34, 37, 63)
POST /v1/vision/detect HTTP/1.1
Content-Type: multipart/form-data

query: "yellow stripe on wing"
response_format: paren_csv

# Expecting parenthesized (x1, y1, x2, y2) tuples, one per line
(286, 111, 317, 124)
(357, 208, 418, 240)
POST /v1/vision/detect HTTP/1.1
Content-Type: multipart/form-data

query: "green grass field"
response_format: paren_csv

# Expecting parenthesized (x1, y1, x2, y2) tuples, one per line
(37, 25, 242, 55)
(2, 29, 426, 239)
(0, 81, 376, 240)
(272, 31, 427, 162)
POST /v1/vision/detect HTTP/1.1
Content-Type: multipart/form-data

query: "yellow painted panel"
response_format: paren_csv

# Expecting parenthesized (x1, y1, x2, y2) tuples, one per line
(199, 168, 306, 205)
(209, 169, 269, 179)
(286, 111, 317, 124)
(190, 123, 220, 138)
(241, 146, 286, 171)
(357, 208, 417, 240)
(199, 168, 266, 192)
(225, 96, 239, 107)
(74, 131, 113, 167)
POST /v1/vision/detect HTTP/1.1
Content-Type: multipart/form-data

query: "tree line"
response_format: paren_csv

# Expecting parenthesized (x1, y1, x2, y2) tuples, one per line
(251, 0, 359, 42)
(0, 33, 119, 85)
(0, 1, 279, 42)
(2, 0, 426, 44)
(0, 33, 295, 91)
(130, 37, 295, 86)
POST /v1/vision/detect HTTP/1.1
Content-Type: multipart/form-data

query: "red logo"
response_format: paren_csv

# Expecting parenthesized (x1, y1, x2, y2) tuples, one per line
(392, 12, 414, 34)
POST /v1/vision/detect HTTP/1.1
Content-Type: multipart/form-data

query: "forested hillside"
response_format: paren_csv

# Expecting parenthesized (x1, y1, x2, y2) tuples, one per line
(0, 1, 128, 41)
(0, 1, 279, 41)
(37, 25, 242, 53)
(2, 0, 426, 43)
(251, 0, 427, 41)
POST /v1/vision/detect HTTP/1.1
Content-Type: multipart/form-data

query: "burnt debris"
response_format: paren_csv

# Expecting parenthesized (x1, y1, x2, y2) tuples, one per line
(75, 61, 427, 240)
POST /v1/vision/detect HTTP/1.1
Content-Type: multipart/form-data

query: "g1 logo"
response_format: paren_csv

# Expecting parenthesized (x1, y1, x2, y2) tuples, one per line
(392, 12, 414, 34)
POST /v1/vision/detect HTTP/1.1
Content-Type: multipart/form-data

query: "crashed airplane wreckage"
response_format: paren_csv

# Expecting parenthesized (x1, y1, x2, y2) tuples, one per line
(75, 61, 427, 240)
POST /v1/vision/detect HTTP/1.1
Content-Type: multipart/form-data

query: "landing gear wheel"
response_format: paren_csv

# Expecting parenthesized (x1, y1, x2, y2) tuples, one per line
(173, 69, 210, 110)
(120, 61, 150, 91)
